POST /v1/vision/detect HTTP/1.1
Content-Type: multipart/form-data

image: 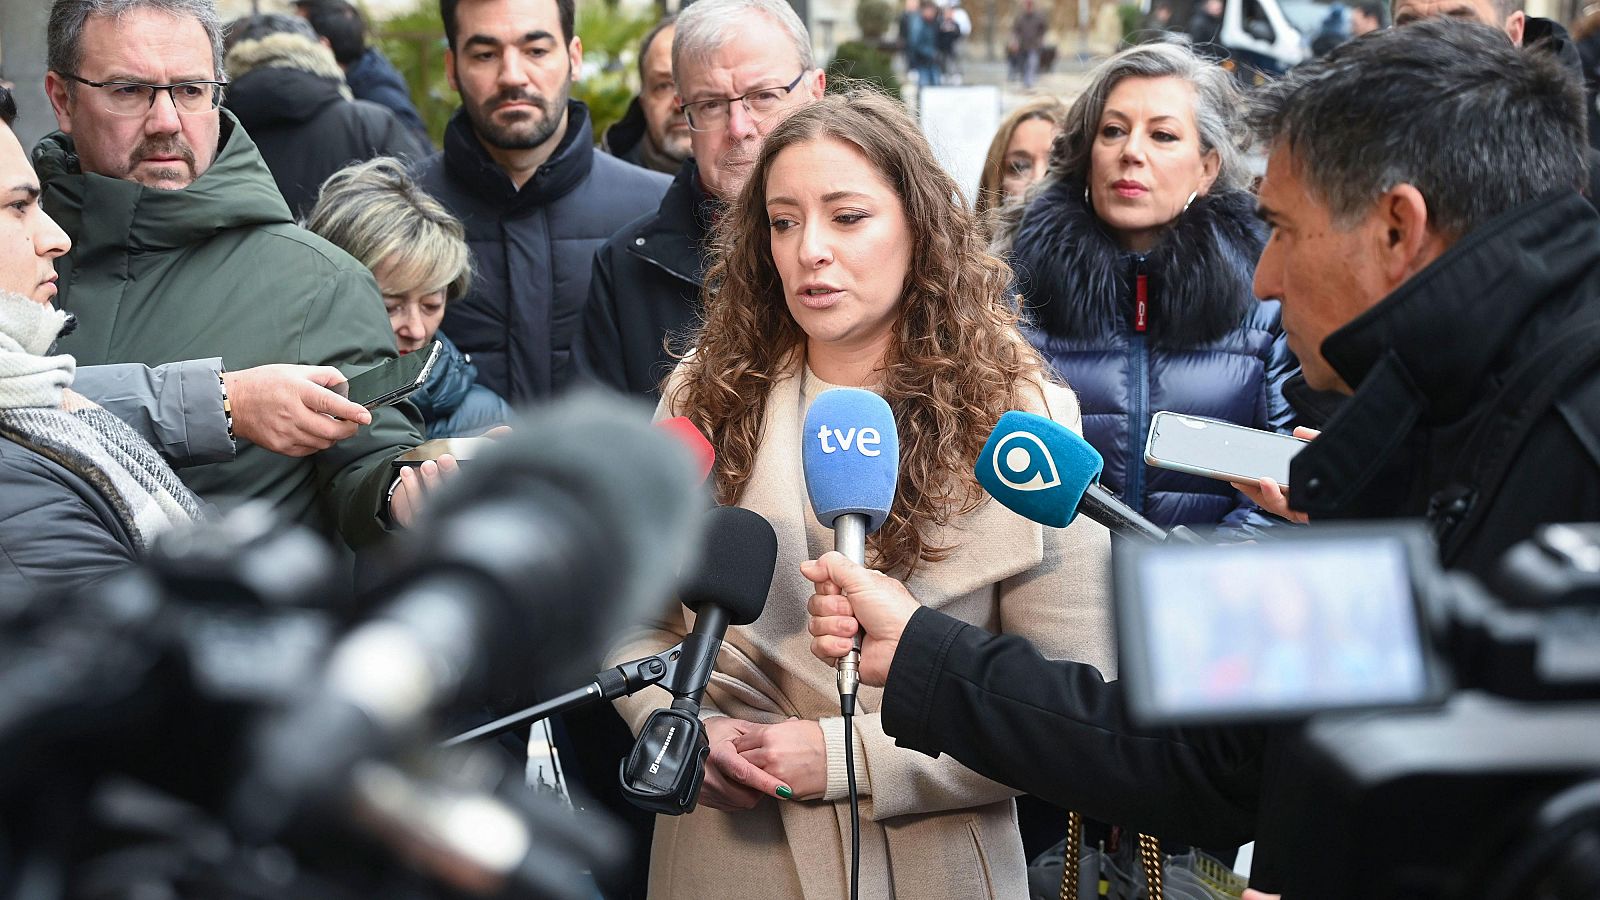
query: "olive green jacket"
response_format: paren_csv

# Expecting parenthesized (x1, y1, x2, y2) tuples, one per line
(34, 114, 421, 547)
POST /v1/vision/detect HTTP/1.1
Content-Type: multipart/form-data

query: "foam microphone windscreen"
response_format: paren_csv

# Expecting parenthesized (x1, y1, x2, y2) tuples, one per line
(681, 506, 776, 626)
(657, 416, 715, 484)
(975, 411, 1105, 528)
(802, 388, 900, 534)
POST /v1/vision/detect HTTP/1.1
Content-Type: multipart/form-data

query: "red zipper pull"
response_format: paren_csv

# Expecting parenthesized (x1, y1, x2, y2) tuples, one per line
(1135, 273, 1149, 333)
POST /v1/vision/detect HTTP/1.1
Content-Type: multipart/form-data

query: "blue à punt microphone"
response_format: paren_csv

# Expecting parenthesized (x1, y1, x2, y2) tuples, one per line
(976, 411, 1173, 543)
(802, 388, 899, 708)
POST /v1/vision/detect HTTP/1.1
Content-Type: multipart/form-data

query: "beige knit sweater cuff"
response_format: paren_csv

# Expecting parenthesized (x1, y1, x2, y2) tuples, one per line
(819, 715, 872, 801)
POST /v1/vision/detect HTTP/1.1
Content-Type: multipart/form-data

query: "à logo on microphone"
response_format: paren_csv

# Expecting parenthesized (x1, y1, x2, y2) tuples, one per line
(992, 432, 1062, 492)
(815, 424, 883, 457)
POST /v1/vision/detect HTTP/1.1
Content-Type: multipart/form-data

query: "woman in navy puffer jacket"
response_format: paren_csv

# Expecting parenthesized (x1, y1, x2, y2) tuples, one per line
(998, 40, 1297, 535)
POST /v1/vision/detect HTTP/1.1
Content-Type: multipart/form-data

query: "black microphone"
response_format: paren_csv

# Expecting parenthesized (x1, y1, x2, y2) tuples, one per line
(442, 505, 775, 749)
(621, 505, 776, 816)
(1079, 481, 1171, 543)
(229, 391, 704, 841)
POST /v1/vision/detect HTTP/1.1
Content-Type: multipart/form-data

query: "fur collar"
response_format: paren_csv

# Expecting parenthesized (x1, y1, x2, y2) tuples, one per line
(1008, 179, 1264, 347)
(225, 33, 353, 100)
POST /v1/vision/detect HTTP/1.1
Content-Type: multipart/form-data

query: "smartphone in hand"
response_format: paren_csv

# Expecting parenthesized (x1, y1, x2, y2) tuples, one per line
(391, 436, 490, 469)
(339, 341, 442, 410)
(1144, 411, 1309, 488)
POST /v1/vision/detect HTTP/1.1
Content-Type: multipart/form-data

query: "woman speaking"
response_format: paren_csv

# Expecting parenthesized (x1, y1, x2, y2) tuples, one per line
(606, 89, 1115, 899)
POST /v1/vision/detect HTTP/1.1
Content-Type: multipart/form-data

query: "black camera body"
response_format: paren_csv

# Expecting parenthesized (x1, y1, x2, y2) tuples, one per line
(1277, 693, 1600, 900)
(1115, 522, 1600, 900)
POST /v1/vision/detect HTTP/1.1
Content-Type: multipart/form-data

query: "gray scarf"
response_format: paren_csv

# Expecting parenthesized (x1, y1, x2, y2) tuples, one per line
(0, 292, 203, 552)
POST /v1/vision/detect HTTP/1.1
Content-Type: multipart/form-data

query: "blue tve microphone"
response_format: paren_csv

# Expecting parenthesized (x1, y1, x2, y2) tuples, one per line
(976, 411, 1170, 543)
(802, 388, 899, 707)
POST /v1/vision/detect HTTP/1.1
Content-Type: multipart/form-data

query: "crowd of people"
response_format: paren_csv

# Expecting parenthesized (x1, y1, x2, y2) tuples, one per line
(3, 0, 1600, 897)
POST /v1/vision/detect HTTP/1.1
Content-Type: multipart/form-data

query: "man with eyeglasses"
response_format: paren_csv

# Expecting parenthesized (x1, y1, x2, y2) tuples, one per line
(577, 0, 826, 396)
(33, 0, 432, 550)
(415, 0, 669, 406)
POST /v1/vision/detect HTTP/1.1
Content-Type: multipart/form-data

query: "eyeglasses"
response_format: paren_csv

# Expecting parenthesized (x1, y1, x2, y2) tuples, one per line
(60, 73, 227, 117)
(681, 72, 807, 132)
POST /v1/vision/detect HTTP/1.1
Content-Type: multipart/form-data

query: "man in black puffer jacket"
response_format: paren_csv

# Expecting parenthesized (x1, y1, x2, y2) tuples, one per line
(417, 0, 668, 405)
(224, 15, 424, 218)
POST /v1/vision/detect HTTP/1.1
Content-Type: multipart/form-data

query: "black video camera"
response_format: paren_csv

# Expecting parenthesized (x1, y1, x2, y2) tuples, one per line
(1113, 523, 1600, 900)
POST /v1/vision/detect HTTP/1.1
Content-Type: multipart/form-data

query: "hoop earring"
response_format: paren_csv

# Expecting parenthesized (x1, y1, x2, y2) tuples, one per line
(1084, 184, 1092, 210)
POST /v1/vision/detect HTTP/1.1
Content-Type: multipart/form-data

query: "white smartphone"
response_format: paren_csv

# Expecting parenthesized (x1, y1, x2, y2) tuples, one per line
(1143, 411, 1309, 487)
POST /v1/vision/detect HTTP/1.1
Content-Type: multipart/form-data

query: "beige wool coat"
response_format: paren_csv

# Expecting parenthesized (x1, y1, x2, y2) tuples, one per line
(609, 362, 1117, 900)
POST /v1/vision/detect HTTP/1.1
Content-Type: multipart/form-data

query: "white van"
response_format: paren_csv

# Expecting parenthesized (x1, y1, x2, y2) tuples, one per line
(1220, 0, 1311, 74)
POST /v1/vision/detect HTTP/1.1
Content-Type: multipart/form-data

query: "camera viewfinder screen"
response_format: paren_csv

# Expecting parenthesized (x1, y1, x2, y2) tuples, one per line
(1131, 538, 1430, 720)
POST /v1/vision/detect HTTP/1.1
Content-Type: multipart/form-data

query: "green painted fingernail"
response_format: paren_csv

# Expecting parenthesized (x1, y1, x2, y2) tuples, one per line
(776, 785, 793, 799)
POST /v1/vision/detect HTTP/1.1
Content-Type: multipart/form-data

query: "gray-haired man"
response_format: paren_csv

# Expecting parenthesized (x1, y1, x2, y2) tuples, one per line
(1245, 16, 1600, 566)
(1390, 0, 1600, 199)
(577, 0, 825, 396)
(36, 0, 426, 545)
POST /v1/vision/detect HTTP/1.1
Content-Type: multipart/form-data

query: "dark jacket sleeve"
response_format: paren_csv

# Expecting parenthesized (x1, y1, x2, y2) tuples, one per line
(298, 266, 424, 547)
(575, 241, 631, 392)
(0, 442, 138, 599)
(880, 606, 1266, 849)
(73, 359, 234, 469)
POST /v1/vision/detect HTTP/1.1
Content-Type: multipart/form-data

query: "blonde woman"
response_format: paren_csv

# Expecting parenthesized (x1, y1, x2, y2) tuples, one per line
(606, 89, 1114, 899)
(305, 158, 510, 437)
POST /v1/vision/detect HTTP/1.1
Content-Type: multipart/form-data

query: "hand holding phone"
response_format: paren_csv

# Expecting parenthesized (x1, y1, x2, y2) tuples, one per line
(339, 341, 442, 410)
(391, 436, 490, 468)
(1144, 411, 1310, 488)
(1229, 426, 1320, 523)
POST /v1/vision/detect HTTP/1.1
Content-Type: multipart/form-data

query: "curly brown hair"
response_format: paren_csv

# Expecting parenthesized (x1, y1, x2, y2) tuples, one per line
(668, 88, 1052, 577)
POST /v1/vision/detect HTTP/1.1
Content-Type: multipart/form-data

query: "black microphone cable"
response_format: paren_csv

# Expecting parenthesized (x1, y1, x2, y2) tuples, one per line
(842, 688, 860, 900)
